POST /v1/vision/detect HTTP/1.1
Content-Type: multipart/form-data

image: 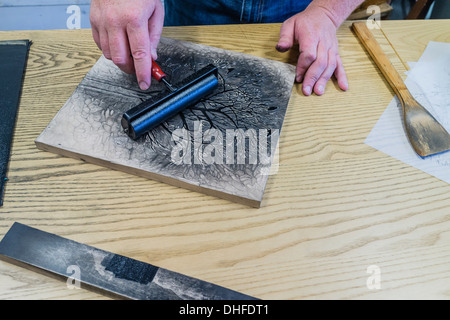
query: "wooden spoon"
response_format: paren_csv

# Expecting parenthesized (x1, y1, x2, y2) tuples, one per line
(352, 21, 450, 157)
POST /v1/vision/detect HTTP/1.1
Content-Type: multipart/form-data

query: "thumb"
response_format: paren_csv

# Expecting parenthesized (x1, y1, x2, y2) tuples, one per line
(276, 19, 295, 52)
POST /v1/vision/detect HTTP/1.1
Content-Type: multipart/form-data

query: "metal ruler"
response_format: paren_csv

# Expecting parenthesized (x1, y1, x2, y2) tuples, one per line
(0, 222, 257, 300)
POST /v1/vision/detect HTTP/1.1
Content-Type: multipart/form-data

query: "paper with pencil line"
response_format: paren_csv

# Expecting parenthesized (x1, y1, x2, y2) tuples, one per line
(365, 41, 450, 183)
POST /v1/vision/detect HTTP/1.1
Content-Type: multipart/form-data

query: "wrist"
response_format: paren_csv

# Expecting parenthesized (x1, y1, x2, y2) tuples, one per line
(306, 0, 365, 28)
(305, 3, 341, 29)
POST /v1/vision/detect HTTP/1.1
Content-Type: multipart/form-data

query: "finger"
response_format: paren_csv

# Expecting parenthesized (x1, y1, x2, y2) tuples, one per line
(276, 18, 295, 52)
(127, 21, 151, 90)
(295, 37, 319, 84)
(313, 49, 336, 96)
(91, 24, 101, 50)
(300, 41, 329, 96)
(99, 28, 111, 60)
(334, 54, 349, 91)
(108, 28, 135, 74)
(89, 6, 101, 50)
(148, 2, 165, 60)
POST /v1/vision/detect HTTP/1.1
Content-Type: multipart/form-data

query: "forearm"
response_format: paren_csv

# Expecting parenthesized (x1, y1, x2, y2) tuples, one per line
(307, 0, 365, 27)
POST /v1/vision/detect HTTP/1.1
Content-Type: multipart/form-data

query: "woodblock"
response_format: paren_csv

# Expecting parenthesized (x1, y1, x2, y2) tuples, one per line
(35, 37, 295, 207)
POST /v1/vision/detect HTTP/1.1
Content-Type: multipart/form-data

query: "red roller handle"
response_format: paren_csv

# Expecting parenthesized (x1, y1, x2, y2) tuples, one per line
(151, 59, 166, 81)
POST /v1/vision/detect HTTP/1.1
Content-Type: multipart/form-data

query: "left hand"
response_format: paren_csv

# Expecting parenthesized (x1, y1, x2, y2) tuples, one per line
(276, 5, 348, 96)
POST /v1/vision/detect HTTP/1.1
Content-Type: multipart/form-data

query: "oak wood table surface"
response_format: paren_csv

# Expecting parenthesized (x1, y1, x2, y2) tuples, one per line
(0, 20, 449, 300)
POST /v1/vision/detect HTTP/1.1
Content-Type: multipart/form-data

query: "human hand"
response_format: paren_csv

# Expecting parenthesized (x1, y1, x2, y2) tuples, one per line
(90, 0, 164, 90)
(276, 5, 348, 96)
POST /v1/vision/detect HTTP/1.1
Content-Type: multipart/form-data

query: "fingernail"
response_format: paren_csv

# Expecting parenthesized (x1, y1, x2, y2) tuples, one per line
(316, 85, 324, 95)
(139, 81, 149, 90)
(276, 44, 288, 52)
(296, 75, 303, 83)
(151, 47, 158, 60)
(303, 86, 311, 96)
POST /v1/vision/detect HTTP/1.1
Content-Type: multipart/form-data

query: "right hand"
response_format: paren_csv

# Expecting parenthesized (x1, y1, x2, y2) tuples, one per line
(90, 0, 165, 90)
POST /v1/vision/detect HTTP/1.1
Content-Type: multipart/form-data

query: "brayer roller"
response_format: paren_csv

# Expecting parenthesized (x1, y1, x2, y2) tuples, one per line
(121, 60, 219, 140)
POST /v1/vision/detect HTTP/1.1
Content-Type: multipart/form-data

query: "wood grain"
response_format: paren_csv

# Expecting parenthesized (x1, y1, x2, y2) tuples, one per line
(0, 21, 450, 300)
(380, 19, 450, 64)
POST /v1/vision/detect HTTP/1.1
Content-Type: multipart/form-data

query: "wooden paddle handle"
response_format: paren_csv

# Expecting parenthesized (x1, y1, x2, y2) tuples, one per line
(352, 22, 409, 101)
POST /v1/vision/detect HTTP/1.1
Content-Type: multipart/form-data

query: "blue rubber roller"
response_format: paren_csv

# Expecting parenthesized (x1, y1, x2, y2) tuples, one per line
(121, 61, 219, 140)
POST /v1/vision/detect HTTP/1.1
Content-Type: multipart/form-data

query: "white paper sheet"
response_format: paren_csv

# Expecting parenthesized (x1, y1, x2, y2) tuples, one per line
(365, 41, 450, 183)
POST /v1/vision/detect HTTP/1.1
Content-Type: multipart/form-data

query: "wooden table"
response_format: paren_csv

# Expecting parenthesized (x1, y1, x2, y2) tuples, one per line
(1, 20, 450, 300)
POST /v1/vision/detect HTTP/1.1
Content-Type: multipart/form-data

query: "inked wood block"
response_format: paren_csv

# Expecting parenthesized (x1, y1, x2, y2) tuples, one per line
(35, 37, 295, 207)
